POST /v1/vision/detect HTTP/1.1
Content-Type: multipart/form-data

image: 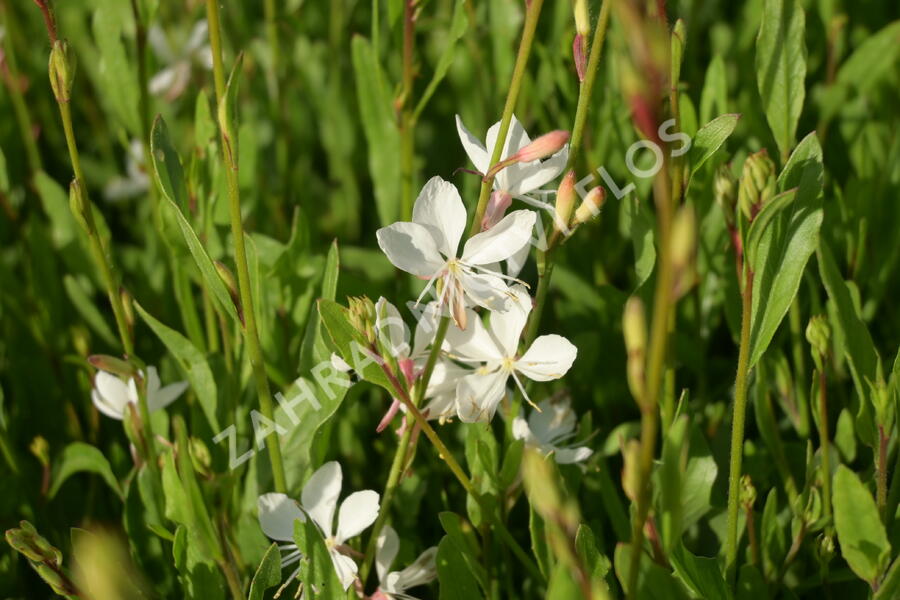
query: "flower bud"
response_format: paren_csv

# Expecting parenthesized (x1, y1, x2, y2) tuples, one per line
(574, 0, 590, 37)
(69, 179, 90, 234)
(573, 34, 587, 82)
(6, 525, 43, 562)
(48, 40, 76, 104)
(805, 315, 831, 369)
(88, 355, 137, 378)
(511, 130, 570, 163)
(120, 287, 134, 332)
(481, 190, 512, 231)
(621, 439, 641, 502)
(214, 261, 242, 323)
(553, 171, 577, 233)
(29, 436, 50, 468)
(714, 165, 737, 227)
(623, 297, 646, 402)
(670, 206, 696, 274)
(739, 474, 757, 508)
(348, 296, 377, 344)
(573, 186, 606, 225)
(738, 150, 775, 220)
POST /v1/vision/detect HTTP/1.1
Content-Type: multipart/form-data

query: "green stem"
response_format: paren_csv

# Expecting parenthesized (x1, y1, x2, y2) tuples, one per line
(468, 0, 544, 237)
(206, 0, 287, 494)
(565, 0, 611, 172)
(817, 369, 833, 532)
(627, 166, 675, 599)
(878, 424, 889, 520)
(359, 316, 450, 586)
(0, 2, 43, 174)
(725, 269, 754, 578)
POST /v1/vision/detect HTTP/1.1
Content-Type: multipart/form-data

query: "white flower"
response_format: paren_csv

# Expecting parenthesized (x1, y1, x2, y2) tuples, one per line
(104, 139, 150, 201)
(376, 176, 536, 329)
(257, 461, 380, 591)
(512, 397, 593, 464)
(373, 525, 437, 600)
(148, 20, 213, 100)
(91, 366, 187, 420)
(455, 114, 568, 198)
(447, 285, 577, 422)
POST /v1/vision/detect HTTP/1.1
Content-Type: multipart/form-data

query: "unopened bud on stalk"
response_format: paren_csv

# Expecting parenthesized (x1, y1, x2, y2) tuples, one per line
(88, 355, 136, 378)
(739, 474, 757, 508)
(69, 179, 90, 234)
(805, 315, 831, 370)
(670, 206, 696, 272)
(481, 190, 512, 231)
(572, 0, 589, 82)
(214, 261, 242, 321)
(574, 0, 590, 36)
(738, 150, 775, 220)
(348, 296, 377, 344)
(120, 287, 134, 331)
(573, 186, 606, 225)
(621, 439, 641, 502)
(623, 297, 647, 403)
(514, 130, 569, 163)
(714, 165, 738, 226)
(553, 171, 577, 233)
(29, 436, 50, 468)
(48, 40, 76, 103)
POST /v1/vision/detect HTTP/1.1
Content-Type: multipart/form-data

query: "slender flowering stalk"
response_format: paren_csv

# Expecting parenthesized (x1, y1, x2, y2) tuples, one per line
(205, 0, 288, 494)
(468, 0, 545, 237)
(399, 0, 417, 220)
(0, 1, 43, 174)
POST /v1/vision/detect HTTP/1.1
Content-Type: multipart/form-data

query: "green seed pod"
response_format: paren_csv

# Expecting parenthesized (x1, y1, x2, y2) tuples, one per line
(88, 355, 137, 378)
(5, 528, 42, 562)
(738, 150, 775, 220)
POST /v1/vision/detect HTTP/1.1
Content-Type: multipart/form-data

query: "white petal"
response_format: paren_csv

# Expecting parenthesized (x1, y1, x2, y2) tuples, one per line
(486, 115, 532, 192)
(458, 271, 514, 313)
(148, 66, 177, 96)
(528, 398, 576, 444)
(411, 176, 466, 258)
(376, 222, 446, 278)
(508, 146, 569, 195)
(147, 25, 174, 63)
(445, 311, 503, 362)
(487, 285, 531, 356)
(411, 302, 445, 358)
(92, 389, 125, 420)
(461, 210, 536, 265)
(301, 461, 342, 538)
(426, 359, 470, 398)
(455, 115, 490, 174)
(554, 446, 593, 464)
(389, 546, 438, 591)
(375, 525, 400, 584)
(93, 371, 131, 419)
(511, 416, 537, 444)
(258, 493, 306, 542)
(455, 371, 508, 423)
(335, 490, 380, 543)
(516, 335, 578, 382)
(506, 241, 530, 279)
(186, 19, 209, 53)
(331, 551, 360, 590)
(148, 380, 188, 412)
(376, 297, 411, 359)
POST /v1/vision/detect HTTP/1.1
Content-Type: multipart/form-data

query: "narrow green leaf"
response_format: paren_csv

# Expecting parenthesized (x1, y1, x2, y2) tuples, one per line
(686, 113, 740, 190)
(755, 0, 807, 159)
(133, 301, 221, 431)
(49, 442, 122, 500)
(317, 298, 393, 392)
(293, 518, 344, 600)
(248, 543, 283, 600)
(669, 543, 731, 600)
(414, 0, 469, 118)
(63, 275, 117, 347)
(833, 465, 890, 584)
(437, 534, 485, 600)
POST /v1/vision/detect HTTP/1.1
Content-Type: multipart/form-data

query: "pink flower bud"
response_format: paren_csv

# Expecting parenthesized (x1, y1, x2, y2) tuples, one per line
(481, 190, 513, 231)
(512, 130, 570, 163)
(554, 171, 577, 232)
(573, 34, 587, 82)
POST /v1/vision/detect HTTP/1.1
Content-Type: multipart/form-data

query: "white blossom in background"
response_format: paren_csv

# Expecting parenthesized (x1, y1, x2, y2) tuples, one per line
(372, 525, 438, 600)
(257, 461, 380, 590)
(148, 20, 213, 100)
(456, 114, 568, 229)
(376, 176, 535, 329)
(103, 139, 150, 201)
(512, 397, 593, 464)
(91, 366, 187, 420)
(446, 285, 577, 422)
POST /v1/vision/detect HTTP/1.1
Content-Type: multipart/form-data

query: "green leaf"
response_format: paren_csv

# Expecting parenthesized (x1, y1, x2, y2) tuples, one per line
(49, 442, 122, 500)
(748, 133, 824, 367)
(833, 465, 890, 584)
(133, 301, 221, 431)
(546, 561, 583, 600)
(761, 489, 785, 580)
(438, 512, 487, 592)
(151, 116, 240, 326)
(351, 35, 401, 226)
(575, 524, 612, 582)
(293, 518, 344, 599)
(194, 89, 217, 149)
(414, 0, 469, 118)
(0, 145, 8, 192)
(614, 543, 689, 600)
(699, 54, 727, 125)
(686, 113, 741, 190)
(92, 0, 140, 136)
(658, 416, 687, 553)
(669, 543, 731, 600)
(248, 543, 282, 600)
(437, 534, 484, 600)
(875, 554, 900, 600)
(755, 0, 807, 159)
